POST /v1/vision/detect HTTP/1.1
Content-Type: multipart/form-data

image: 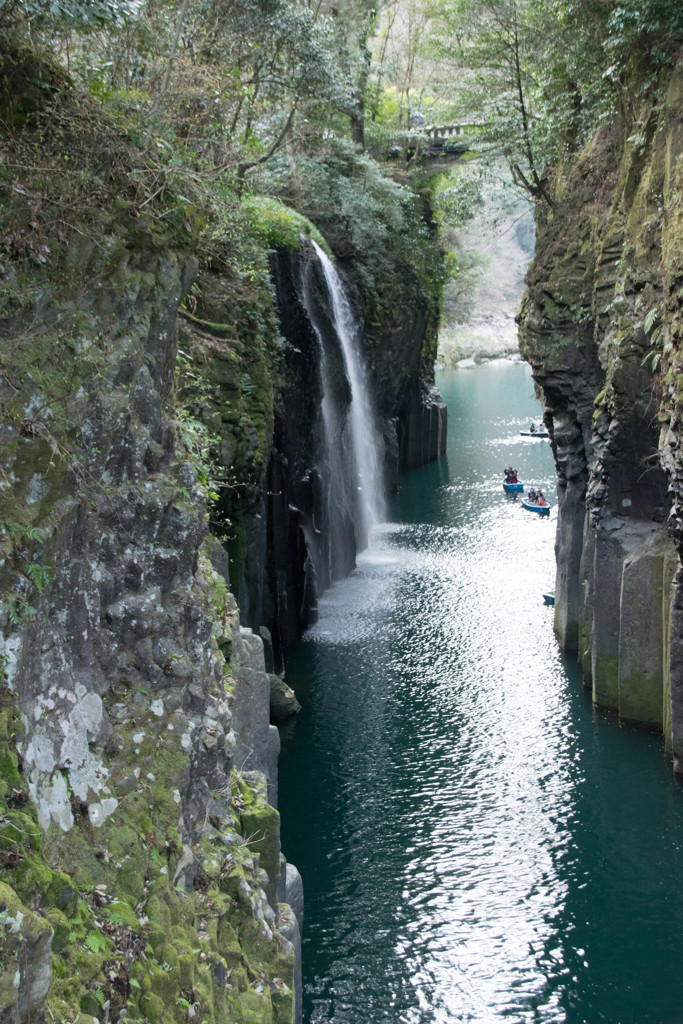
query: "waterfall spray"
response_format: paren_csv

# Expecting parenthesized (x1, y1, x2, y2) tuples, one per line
(311, 241, 385, 543)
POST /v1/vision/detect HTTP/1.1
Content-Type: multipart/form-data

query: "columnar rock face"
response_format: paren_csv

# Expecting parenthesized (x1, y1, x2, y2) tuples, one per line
(399, 381, 448, 471)
(1, 55, 447, 1020)
(518, 54, 683, 767)
(0, 231, 298, 1024)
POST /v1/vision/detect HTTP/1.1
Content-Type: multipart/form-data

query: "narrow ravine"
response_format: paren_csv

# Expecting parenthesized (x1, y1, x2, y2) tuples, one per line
(279, 363, 683, 1024)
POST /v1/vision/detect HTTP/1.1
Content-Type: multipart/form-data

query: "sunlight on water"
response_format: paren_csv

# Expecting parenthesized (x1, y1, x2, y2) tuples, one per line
(279, 363, 683, 1024)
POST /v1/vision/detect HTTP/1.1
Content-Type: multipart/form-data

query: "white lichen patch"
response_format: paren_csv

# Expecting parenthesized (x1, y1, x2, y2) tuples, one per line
(88, 797, 119, 827)
(0, 633, 23, 692)
(23, 394, 51, 420)
(28, 769, 73, 832)
(33, 695, 55, 721)
(26, 473, 50, 506)
(23, 685, 114, 831)
(0, 908, 24, 935)
(0, 469, 19, 491)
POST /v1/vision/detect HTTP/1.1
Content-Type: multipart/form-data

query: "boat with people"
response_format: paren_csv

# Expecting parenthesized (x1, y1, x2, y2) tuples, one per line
(522, 498, 550, 516)
(503, 467, 523, 493)
(522, 486, 550, 515)
(520, 421, 549, 438)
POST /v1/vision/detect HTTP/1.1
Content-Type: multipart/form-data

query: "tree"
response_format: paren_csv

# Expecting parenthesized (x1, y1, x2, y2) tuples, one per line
(421, 0, 683, 204)
(0, 0, 137, 32)
(425, 0, 558, 203)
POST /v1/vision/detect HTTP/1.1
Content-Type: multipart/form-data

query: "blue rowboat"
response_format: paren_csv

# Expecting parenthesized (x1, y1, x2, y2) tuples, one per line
(543, 593, 555, 605)
(522, 498, 550, 516)
(503, 481, 524, 493)
(520, 429, 549, 438)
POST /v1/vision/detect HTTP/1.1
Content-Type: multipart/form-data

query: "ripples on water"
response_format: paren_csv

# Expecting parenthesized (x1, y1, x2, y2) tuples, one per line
(279, 365, 683, 1024)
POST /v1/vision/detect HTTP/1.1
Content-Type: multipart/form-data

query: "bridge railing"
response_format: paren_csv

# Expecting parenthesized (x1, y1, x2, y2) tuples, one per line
(421, 123, 481, 139)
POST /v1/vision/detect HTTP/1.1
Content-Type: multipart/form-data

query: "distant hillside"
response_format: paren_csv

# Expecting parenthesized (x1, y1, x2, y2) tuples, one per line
(439, 205, 534, 365)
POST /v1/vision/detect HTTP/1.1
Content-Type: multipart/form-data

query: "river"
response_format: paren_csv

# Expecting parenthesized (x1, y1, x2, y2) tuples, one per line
(278, 362, 683, 1024)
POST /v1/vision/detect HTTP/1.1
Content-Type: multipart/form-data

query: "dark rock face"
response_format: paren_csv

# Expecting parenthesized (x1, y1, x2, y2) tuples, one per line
(239, 248, 446, 665)
(399, 380, 448, 471)
(262, 249, 355, 660)
(0, 235, 297, 1023)
(518, 63, 683, 766)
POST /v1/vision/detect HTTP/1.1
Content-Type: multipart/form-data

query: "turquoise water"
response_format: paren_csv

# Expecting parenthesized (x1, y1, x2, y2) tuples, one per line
(278, 363, 683, 1024)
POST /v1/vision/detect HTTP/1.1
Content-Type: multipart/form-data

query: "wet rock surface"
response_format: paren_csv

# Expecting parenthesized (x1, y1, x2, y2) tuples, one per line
(518, 57, 683, 766)
(0, 233, 298, 1023)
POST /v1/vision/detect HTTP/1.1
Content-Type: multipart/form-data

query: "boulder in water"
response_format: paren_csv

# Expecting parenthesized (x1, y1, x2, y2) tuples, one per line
(270, 674, 301, 720)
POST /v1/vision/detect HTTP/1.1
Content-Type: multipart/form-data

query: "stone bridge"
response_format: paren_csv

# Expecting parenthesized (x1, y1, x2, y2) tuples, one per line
(400, 123, 478, 171)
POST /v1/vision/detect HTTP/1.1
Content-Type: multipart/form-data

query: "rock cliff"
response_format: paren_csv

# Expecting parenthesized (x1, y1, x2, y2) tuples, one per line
(518, 47, 683, 767)
(0, 48, 445, 1023)
(200, 244, 447, 665)
(0, 212, 301, 1023)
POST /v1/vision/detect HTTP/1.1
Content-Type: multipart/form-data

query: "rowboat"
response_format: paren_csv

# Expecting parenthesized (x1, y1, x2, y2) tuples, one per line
(543, 593, 555, 605)
(520, 429, 549, 438)
(503, 481, 524, 493)
(522, 498, 550, 516)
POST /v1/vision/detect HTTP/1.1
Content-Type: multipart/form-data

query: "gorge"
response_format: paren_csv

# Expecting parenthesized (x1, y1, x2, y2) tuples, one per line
(280, 363, 683, 1024)
(4, 2, 683, 1023)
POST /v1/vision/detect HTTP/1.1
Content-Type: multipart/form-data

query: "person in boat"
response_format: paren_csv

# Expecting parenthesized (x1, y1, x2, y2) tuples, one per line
(527, 487, 537, 502)
(536, 490, 547, 506)
(529, 422, 536, 433)
(504, 467, 519, 483)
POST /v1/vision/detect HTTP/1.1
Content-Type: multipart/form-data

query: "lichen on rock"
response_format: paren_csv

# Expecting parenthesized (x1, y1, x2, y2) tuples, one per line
(0, 117, 297, 1023)
(518, 52, 683, 766)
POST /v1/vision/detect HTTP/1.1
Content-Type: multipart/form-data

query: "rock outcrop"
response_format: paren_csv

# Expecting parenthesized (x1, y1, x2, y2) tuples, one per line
(518, 49, 683, 768)
(0, 220, 298, 1023)
(0, 49, 447, 1023)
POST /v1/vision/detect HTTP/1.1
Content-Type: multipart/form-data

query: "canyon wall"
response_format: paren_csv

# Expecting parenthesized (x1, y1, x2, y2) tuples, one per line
(0, 228, 301, 1024)
(0, 50, 445, 1023)
(518, 48, 683, 767)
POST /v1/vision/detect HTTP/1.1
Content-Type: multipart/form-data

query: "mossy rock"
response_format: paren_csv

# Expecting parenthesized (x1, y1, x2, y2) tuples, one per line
(0, 880, 53, 1019)
(101, 899, 139, 931)
(269, 675, 301, 722)
(44, 906, 70, 951)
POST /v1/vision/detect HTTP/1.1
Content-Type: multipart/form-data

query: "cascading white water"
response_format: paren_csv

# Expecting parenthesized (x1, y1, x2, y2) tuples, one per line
(311, 241, 385, 543)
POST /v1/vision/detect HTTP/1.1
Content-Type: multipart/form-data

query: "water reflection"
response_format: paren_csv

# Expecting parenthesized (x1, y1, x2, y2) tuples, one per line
(279, 364, 683, 1024)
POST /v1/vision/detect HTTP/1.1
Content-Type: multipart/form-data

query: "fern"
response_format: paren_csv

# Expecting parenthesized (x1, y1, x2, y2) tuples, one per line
(84, 930, 109, 954)
(644, 306, 660, 333)
(25, 564, 53, 594)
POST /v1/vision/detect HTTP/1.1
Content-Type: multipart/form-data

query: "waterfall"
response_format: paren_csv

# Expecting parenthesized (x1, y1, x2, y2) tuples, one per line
(266, 241, 387, 645)
(310, 241, 386, 546)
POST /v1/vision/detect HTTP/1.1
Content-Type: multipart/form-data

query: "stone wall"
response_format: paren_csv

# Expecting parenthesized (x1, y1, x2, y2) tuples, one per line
(518, 51, 683, 767)
(0, 224, 299, 1024)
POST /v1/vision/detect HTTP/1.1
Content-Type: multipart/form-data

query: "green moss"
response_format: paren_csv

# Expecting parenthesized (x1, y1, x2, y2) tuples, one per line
(237, 801, 281, 908)
(142, 990, 166, 1022)
(179, 309, 238, 340)
(592, 652, 620, 709)
(242, 195, 330, 254)
(618, 668, 663, 726)
(44, 907, 70, 951)
(102, 899, 140, 931)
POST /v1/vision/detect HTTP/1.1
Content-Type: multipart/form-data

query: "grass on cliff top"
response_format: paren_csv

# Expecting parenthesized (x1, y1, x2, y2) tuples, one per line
(241, 194, 331, 255)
